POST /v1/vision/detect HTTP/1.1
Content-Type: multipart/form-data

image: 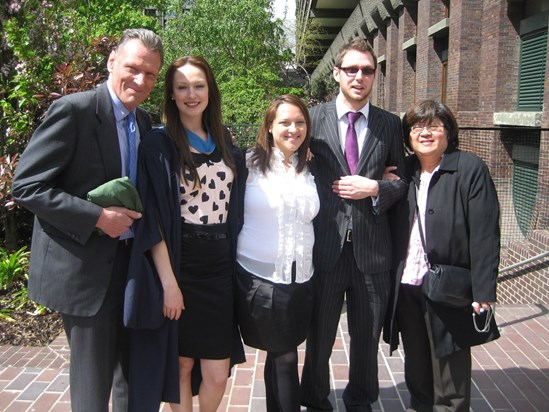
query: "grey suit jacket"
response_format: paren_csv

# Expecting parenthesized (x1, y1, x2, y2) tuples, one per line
(309, 101, 406, 274)
(12, 82, 152, 316)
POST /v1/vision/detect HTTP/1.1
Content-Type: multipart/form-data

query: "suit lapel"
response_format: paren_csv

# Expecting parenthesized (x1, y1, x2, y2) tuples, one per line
(323, 103, 350, 173)
(356, 103, 380, 174)
(95, 83, 122, 181)
(136, 109, 151, 137)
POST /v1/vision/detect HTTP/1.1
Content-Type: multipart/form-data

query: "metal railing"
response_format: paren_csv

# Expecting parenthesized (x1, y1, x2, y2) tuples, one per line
(226, 124, 260, 148)
(499, 250, 549, 275)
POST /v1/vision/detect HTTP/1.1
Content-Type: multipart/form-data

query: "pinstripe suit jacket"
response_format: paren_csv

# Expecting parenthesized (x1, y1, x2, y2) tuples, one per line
(309, 100, 407, 274)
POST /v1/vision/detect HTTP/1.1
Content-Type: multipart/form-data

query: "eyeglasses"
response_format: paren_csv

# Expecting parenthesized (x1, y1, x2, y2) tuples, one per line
(338, 66, 376, 77)
(410, 125, 446, 135)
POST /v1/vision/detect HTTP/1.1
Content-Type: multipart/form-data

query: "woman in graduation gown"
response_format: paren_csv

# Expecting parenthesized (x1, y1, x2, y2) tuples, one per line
(124, 55, 244, 412)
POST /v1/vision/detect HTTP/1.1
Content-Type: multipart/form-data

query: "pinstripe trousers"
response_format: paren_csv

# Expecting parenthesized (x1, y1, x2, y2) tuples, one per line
(61, 242, 131, 412)
(301, 242, 391, 412)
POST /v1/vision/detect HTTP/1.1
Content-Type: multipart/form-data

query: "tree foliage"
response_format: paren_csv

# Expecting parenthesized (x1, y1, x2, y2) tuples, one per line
(0, 0, 166, 248)
(294, 16, 324, 79)
(0, 0, 308, 247)
(307, 73, 339, 104)
(163, 0, 295, 124)
(1, 0, 166, 154)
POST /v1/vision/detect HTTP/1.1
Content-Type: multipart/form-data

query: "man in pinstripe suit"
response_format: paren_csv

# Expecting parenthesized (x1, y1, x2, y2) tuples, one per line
(301, 37, 407, 412)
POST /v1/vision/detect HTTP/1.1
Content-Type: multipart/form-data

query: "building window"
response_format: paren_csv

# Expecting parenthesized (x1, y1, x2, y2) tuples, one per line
(517, 11, 548, 112)
(517, 28, 547, 111)
(429, 16, 449, 103)
(378, 61, 386, 109)
(144, 8, 157, 17)
(433, 37, 448, 103)
(511, 135, 540, 236)
(181, 0, 195, 12)
(405, 48, 417, 104)
(441, 60, 448, 103)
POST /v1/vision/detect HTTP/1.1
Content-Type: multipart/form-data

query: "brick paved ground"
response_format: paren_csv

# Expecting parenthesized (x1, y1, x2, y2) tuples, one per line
(1, 304, 548, 411)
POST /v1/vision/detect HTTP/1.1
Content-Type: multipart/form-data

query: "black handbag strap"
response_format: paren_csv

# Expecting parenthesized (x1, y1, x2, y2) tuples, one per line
(415, 205, 431, 267)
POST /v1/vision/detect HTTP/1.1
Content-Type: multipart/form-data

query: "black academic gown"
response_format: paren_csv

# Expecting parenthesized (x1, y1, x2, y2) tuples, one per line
(124, 127, 245, 411)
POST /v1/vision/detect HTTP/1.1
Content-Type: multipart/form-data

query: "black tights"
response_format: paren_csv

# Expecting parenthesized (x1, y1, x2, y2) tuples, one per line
(264, 348, 300, 412)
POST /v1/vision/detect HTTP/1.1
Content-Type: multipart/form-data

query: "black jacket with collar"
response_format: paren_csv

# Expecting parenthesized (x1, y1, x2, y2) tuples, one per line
(384, 148, 500, 358)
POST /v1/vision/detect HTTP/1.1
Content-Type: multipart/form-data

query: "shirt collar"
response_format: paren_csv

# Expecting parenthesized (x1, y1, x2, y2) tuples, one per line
(335, 93, 370, 122)
(272, 147, 298, 166)
(107, 81, 131, 122)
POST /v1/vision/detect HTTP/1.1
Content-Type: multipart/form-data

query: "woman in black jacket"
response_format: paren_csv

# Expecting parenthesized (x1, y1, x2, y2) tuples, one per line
(384, 100, 500, 411)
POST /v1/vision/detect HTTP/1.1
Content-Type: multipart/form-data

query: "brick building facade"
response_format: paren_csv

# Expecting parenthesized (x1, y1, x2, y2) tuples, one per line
(298, 0, 549, 303)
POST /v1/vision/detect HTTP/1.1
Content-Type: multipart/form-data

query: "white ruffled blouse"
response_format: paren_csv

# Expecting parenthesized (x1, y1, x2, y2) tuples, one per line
(236, 148, 320, 284)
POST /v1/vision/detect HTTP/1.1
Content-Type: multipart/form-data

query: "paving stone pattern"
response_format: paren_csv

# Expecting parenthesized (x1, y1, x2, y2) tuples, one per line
(1, 305, 548, 411)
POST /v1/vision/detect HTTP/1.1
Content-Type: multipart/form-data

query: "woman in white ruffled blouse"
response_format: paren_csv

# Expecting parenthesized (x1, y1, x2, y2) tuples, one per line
(236, 94, 320, 412)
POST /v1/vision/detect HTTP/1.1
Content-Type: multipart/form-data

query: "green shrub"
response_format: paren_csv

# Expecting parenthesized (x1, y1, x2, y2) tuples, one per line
(0, 246, 49, 321)
(0, 246, 29, 291)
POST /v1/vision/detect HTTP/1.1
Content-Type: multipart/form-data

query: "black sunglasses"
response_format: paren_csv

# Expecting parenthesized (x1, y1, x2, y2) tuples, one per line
(338, 66, 376, 76)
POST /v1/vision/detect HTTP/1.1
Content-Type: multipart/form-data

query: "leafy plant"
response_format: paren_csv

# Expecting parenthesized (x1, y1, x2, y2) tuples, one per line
(0, 154, 19, 211)
(9, 273, 47, 316)
(0, 154, 22, 250)
(0, 81, 40, 155)
(0, 246, 49, 321)
(0, 246, 29, 291)
(294, 16, 325, 81)
(304, 74, 339, 104)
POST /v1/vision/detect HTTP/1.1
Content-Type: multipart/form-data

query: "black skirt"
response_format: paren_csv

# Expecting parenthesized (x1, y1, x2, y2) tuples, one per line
(235, 263, 314, 352)
(178, 222, 233, 359)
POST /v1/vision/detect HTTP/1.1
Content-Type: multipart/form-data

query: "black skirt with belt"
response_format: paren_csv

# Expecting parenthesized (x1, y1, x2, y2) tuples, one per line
(235, 263, 314, 352)
(178, 222, 233, 359)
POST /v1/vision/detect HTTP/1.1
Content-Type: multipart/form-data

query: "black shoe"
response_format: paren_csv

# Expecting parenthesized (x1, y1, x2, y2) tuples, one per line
(301, 399, 334, 412)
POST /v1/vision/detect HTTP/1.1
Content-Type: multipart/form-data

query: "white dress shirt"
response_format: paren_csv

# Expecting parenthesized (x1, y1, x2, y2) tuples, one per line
(335, 94, 370, 156)
(401, 167, 439, 285)
(237, 149, 320, 284)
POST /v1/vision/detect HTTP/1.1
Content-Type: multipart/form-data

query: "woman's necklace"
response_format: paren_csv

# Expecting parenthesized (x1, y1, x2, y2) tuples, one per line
(186, 129, 216, 154)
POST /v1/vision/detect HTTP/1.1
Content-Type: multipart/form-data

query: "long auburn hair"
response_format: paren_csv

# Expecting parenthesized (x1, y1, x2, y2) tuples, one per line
(249, 94, 311, 175)
(162, 55, 235, 187)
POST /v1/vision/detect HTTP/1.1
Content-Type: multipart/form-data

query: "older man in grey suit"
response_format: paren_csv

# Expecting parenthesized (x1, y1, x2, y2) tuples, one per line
(301, 37, 407, 412)
(12, 29, 163, 412)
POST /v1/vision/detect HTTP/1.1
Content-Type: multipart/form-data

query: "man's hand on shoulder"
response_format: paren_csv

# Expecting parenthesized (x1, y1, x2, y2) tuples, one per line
(96, 206, 142, 238)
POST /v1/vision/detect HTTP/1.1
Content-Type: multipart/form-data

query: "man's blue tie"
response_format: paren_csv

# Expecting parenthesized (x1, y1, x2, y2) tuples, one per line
(126, 112, 137, 185)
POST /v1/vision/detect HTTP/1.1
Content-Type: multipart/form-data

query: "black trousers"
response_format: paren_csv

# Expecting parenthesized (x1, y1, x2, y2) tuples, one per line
(301, 243, 390, 412)
(62, 241, 131, 412)
(397, 284, 471, 412)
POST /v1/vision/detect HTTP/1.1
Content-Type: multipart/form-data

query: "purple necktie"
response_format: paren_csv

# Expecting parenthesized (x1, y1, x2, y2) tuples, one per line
(345, 111, 362, 175)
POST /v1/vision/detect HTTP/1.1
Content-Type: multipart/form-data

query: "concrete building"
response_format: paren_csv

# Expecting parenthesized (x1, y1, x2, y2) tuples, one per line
(297, 0, 549, 303)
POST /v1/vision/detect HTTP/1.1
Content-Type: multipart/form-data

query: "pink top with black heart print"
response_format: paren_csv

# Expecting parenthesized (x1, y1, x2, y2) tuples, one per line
(179, 149, 234, 225)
